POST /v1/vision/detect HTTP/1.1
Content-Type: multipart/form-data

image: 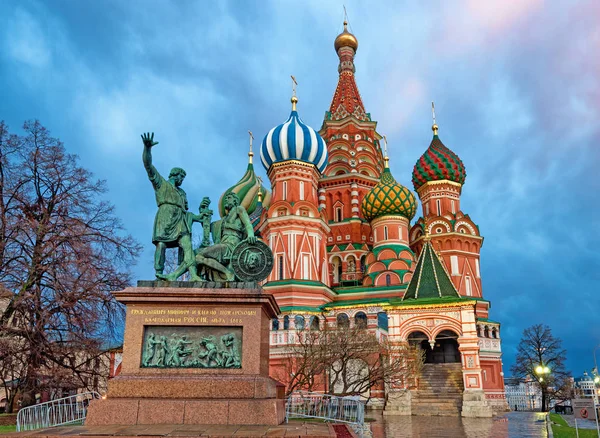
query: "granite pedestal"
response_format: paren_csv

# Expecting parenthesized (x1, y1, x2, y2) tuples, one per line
(86, 282, 285, 426)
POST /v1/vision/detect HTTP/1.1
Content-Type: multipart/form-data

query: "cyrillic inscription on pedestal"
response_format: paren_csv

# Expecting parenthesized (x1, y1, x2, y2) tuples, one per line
(140, 326, 242, 369)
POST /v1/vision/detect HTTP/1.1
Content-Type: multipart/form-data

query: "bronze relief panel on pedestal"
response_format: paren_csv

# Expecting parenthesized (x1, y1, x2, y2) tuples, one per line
(140, 326, 242, 369)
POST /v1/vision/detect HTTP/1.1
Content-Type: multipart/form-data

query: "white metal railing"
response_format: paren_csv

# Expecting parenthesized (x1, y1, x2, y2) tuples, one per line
(16, 391, 101, 432)
(285, 391, 365, 428)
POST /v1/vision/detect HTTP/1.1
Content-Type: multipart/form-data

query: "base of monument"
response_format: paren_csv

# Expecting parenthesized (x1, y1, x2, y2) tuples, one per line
(106, 374, 285, 399)
(13, 422, 342, 437)
(85, 397, 286, 426)
(83, 284, 286, 427)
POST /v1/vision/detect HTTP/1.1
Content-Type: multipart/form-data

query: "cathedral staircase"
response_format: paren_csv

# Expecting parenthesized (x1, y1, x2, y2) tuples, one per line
(412, 363, 464, 416)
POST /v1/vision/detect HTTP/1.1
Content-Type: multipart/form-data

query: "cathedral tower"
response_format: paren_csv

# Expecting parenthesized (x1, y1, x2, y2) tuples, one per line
(259, 91, 332, 308)
(360, 145, 417, 287)
(319, 21, 385, 286)
(409, 108, 483, 298)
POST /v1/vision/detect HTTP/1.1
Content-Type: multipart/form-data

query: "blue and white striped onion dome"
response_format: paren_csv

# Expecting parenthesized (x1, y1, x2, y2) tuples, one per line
(260, 109, 328, 173)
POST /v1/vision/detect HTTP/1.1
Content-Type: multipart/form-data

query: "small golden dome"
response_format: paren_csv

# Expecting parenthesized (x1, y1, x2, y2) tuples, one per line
(334, 21, 358, 52)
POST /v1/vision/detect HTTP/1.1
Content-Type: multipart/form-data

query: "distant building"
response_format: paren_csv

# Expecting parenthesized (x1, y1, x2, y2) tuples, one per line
(575, 371, 596, 398)
(504, 377, 543, 411)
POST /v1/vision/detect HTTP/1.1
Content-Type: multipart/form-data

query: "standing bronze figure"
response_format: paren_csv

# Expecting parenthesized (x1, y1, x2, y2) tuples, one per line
(141, 132, 200, 281)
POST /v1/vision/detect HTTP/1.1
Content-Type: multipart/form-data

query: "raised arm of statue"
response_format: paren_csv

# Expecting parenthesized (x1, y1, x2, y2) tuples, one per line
(141, 132, 162, 190)
(237, 206, 256, 244)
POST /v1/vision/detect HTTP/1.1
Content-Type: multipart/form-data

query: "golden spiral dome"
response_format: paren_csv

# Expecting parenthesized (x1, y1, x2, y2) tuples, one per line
(334, 21, 358, 52)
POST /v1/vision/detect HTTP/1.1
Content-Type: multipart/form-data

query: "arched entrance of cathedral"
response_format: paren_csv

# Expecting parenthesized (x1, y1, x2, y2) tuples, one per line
(408, 329, 465, 416)
(407, 330, 461, 364)
(430, 330, 461, 364)
(407, 330, 431, 358)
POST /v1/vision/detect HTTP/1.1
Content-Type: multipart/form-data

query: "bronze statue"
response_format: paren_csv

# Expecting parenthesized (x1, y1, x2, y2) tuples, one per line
(141, 132, 200, 281)
(165, 192, 256, 281)
(141, 132, 273, 282)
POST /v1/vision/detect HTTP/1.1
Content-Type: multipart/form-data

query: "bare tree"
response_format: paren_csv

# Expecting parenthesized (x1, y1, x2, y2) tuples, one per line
(0, 330, 26, 413)
(0, 120, 141, 408)
(275, 324, 423, 400)
(511, 324, 570, 412)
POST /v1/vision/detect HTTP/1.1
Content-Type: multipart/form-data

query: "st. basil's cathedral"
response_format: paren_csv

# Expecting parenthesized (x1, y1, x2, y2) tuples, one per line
(219, 21, 508, 417)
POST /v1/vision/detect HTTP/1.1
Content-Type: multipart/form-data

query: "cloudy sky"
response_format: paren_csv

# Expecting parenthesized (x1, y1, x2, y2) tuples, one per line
(1, 0, 598, 376)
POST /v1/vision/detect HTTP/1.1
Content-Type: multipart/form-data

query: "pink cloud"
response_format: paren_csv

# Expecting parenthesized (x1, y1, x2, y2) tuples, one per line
(435, 0, 544, 55)
(465, 0, 544, 33)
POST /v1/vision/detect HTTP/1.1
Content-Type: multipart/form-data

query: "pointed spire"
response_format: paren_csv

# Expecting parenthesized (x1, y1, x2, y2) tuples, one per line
(248, 130, 254, 165)
(431, 101, 439, 136)
(291, 75, 298, 111)
(329, 15, 365, 119)
(403, 240, 460, 301)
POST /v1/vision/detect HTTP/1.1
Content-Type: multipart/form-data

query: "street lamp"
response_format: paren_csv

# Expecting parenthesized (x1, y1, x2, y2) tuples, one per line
(534, 364, 551, 411)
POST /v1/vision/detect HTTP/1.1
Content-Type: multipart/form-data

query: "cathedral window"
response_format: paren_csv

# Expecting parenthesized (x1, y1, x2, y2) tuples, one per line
(272, 318, 279, 331)
(398, 226, 402, 240)
(360, 255, 367, 274)
(386, 274, 391, 287)
(384, 226, 388, 240)
(355, 312, 368, 329)
(300, 181, 304, 200)
(278, 255, 284, 280)
(294, 315, 305, 330)
(450, 256, 459, 276)
(283, 315, 290, 330)
(310, 316, 320, 331)
(377, 312, 388, 331)
(337, 313, 350, 328)
(436, 199, 441, 215)
(475, 259, 481, 278)
(425, 204, 430, 215)
(332, 256, 342, 283)
(335, 207, 343, 222)
(465, 275, 472, 296)
(283, 181, 287, 201)
(302, 254, 310, 280)
(477, 325, 482, 337)
(299, 208, 309, 217)
(484, 326, 489, 338)
(492, 328, 497, 338)
(451, 200, 456, 214)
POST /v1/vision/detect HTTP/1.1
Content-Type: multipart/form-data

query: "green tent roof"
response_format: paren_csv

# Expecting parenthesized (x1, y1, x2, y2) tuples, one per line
(403, 239, 460, 300)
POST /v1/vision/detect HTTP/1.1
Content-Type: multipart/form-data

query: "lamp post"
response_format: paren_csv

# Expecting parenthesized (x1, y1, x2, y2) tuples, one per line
(535, 364, 551, 412)
(592, 369, 600, 435)
(592, 345, 600, 436)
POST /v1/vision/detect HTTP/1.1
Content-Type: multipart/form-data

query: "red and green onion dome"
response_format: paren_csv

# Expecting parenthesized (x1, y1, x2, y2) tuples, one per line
(361, 165, 417, 222)
(219, 159, 271, 217)
(412, 130, 466, 191)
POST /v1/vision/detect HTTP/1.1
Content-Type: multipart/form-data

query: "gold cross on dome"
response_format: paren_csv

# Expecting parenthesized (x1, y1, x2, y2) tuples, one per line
(248, 130, 254, 163)
(382, 135, 389, 168)
(383, 135, 388, 157)
(431, 101, 439, 135)
(291, 75, 298, 97)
